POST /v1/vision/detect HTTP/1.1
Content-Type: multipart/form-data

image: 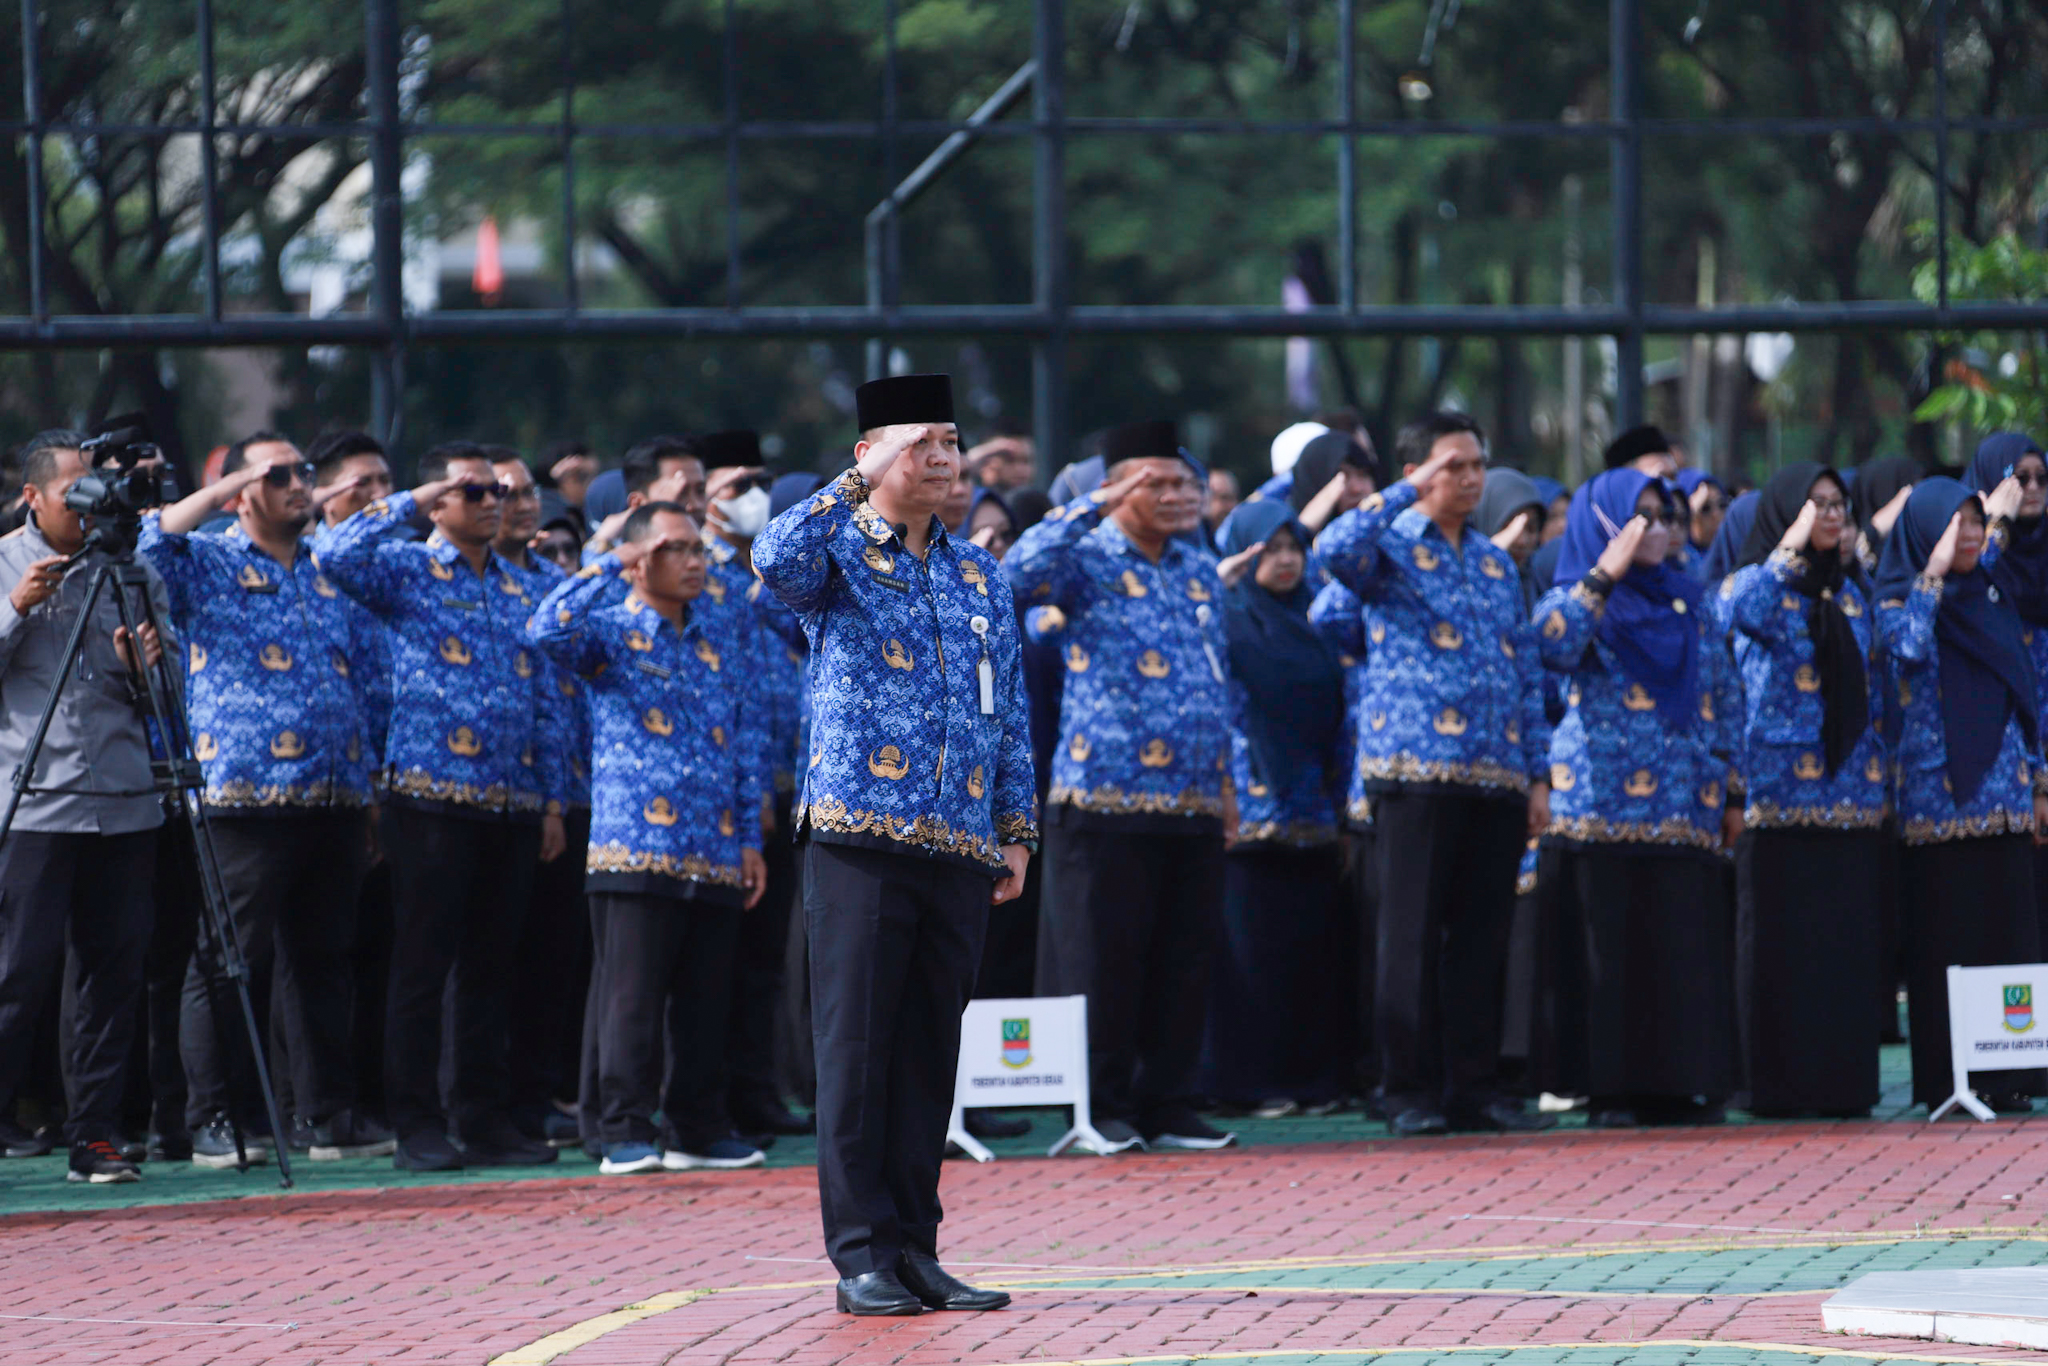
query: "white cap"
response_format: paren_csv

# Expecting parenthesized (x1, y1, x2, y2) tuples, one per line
(1269, 421, 1328, 475)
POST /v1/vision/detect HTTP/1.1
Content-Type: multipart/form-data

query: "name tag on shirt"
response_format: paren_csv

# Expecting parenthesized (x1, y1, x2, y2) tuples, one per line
(635, 660, 673, 680)
(442, 597, 481, 611)
(869, 572, 910, 593)
(242, 581, 279, 595)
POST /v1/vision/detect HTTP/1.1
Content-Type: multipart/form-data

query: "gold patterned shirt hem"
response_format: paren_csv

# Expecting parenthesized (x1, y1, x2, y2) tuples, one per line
(1742, 798, 1887, 832)
(585, 842, 745, 888)
(1358, 753, 1530, 795)
(1545, 813, 1720, 852)
(1901, 807, 2036, 846)
(384, 767, 545, 816)
(1048, 782, 1225, 820)
(798, 794, 1008, 868)
(202, 780, 370, 812)
(1233, 819, 1339, 848)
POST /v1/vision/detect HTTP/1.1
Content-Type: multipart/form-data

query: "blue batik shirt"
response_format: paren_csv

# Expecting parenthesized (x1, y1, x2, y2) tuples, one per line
(1725, 549, 1889, 830)
(500, 551, 592, 811)
(1308, 578, 1372, 829)
(754, 469, 1038, 872)
(529, 558, 764, 899)
(138, 513, 376, 813)
(1006, 495, 1232, 830)
(1533, 579, 1742, 854)
(1315, 479, 1551, 799)
(312, 492, 565, 820)
(705, 533, 805, 801)
(1877, 571, 2041, 845)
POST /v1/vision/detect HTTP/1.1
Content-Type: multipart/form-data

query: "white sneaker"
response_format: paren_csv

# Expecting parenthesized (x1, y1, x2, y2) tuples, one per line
(662, 1138, 765, 1170)
(1073, 1119, 1147, 1155)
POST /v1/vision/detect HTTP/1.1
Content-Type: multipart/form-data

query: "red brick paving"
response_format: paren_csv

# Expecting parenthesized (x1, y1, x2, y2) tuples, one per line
(0, 1121, 2044, 1365)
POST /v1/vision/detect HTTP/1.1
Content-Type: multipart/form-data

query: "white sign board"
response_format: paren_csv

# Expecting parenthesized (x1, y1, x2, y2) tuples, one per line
(1930, 963, 2048, 1122)
(946, 995, 1132, 1161)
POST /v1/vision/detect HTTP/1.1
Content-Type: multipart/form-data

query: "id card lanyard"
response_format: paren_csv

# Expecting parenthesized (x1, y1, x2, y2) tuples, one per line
(970, 614, 995, 714)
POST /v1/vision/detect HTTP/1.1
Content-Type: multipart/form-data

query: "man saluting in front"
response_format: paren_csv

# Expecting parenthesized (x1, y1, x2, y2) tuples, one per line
(756, 374, 1035, 1316)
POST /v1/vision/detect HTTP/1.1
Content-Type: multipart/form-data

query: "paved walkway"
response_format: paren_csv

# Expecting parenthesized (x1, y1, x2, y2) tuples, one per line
(0, 1103, 2043, 1366)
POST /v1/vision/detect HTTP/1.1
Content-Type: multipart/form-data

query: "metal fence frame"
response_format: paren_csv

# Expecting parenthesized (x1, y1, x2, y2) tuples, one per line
(12, 0, 2048, 462)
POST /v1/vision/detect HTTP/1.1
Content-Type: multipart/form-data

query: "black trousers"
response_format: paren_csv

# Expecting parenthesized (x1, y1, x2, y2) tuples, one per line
(806, 839, 990, 1279)
(509, 807, 591, 1112)
(0, 829, 156, 1142)
(181, 812, 368, 1129)
(1037, 819, 1224, 1124)
(1371, 787, 1526, 1112)
(352, 855, 395, 1121)
(1341, 828, 1379, 1098)
(382, 806, 538, 1138)
(127, 814, 199, 1134)
(727, 797, 797, 1119)
(588, 890, 743, 1147)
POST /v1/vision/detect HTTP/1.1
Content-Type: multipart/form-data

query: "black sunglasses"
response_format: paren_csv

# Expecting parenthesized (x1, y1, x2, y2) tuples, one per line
(726, 472, 774, 495)
(262, 461, 317, 488)
(460, 481, 513, 504)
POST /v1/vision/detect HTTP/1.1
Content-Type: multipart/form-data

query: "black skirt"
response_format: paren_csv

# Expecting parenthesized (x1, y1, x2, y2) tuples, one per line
(1902, 833, 2044, 1107)
(1735, 827, 1882, 1115)
(1537, 843, 1738, 1103)
(1203, 842, 1346, 1106)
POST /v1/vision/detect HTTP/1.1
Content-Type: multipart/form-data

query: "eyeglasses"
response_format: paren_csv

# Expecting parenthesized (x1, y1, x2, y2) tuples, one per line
(1637, 508, 1680, 526)
(501, 484, 541, 503)
(723, 472, 774, 495)
(2015, 469, 2048, 489)
(1810, 498, 1848, 516)
(460, 482, 513, 504)
(262, 462, 317, 488)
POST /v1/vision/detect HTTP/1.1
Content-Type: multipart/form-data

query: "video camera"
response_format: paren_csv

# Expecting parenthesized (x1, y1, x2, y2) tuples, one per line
(62, 413, 167, 554)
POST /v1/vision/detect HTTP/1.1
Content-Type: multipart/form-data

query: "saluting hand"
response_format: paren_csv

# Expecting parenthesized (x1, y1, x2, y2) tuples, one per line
(991, 844, 1029, 905)
(1986, 475, 2026, 525)
(1094, 462, 1163, 515)
(1778, 499, 1819, 553)
(1926, 510, 1965, 578)
(855, 423, 932, 486)
(1216, 540, 1265, 589)
(1489, 510, 1532, 554)
(1404, 441, 1463, 498)
(311, 473, 366, 513)
(1594, 515, 1648, 581)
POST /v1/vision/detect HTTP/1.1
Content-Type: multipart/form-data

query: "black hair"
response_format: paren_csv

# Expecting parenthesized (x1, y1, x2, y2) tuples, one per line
(19, 429, 86, 489)
(479, 443, 528, 468)
(221, 430, 294, 478)
(1393, 411, 1485, 471)
(620, 499, 690, 545)
(308, 430, 386, 478)
(620, 436, 701, 498)
(535, 438, 594, 487)
(416, 441, 494, 485)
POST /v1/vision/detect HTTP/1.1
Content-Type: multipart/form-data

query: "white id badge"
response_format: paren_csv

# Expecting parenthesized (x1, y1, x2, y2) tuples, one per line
(978, 657, 995, 714)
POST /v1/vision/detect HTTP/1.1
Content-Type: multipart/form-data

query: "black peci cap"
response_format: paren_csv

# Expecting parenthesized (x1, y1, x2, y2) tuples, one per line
(855, 373, 955, 431)
(1603, 423, 1673, 469)
(696, 429, 762, 469)
(1100, 419, 1182, 465)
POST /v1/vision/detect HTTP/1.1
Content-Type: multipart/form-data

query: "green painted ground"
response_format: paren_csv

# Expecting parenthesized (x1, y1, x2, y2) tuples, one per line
(986, 1237, 2048, 1296)
(0, 1044, 1964, 1219)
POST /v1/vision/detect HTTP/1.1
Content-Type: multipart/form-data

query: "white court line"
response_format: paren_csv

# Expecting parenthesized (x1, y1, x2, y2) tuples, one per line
(1453, 1214, 1811, 1236)
(743, 1255, 1196, 1273)
(0, 1313, 294, 1329)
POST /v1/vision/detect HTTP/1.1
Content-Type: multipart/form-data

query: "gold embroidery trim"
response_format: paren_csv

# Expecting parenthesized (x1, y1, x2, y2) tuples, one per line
(585, 842, 745, 888)
(1047, 781, 1226, 819)
(384, 767, 544, 815)
(799, 794, 1011, 867)
(1900, 807, 2036, 846)
(1356, 753, 1530, 794)
(1742, 797, 1888, 831)
(1545, 813, 1720, 851)
(203, 779, 369, 810)
(1233, 818, 1339, 848)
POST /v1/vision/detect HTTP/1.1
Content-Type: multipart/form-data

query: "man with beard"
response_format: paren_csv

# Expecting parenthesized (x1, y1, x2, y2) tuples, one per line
(141, 435, 394, 1165)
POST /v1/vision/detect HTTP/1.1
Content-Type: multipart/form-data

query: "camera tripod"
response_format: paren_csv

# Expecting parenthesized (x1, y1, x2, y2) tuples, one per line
(0, 527, 292, 1186)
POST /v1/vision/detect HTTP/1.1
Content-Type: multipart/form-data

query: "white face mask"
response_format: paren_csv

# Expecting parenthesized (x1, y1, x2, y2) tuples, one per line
(719, 486, 772, 538)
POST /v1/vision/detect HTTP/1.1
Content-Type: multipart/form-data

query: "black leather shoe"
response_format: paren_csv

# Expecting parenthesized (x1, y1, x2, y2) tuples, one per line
(1449, 1100, 1557, 1133)
(964, 1110, 1032, 1140)
(835, 1270, 924, 1316)
(1389, 1108, 1448, 1137)
(897, 1250, 1011, 1311)
(1588, 1107, 1638, 1129)
(734, 1100, 815, 1136)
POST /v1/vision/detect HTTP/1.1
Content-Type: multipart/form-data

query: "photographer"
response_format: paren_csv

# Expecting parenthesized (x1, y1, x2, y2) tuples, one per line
(0, 431, 168, 1184)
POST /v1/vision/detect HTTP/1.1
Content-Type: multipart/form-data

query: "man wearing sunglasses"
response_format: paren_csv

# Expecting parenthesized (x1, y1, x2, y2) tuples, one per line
(697, 431, 812, 1144)
(314, 444, 569, 1173)
(140, 434, 393, 1167)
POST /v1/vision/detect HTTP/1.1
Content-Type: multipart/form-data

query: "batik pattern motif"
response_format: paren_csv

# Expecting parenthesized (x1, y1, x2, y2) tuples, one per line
(1535, 579, 1741, 852)
(754, 469, 1037, 872)
(1007, 496, 1231, 821)
(1725, 549, 1888, 830)
(312, 491, 564, 818)
(1877, 574, 2040, 845)
(139, 514, 375, 811)
(530, 557, 764, 888)
(1315, 479, 1550, 797)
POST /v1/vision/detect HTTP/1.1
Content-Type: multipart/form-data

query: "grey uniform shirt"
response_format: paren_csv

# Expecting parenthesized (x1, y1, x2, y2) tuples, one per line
(0, 520, 167, 834)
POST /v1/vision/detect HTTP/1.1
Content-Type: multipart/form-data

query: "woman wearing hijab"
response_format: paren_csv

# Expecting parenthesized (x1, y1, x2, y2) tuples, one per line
(1676, 470, 1729, 564)
(1876, 477, 2046, 1111)
(1724, 463, 1887, 1116)
(1530, 477, 1571, 546)
(1852, 455, 1921, 573)
(1968, 433, 2048, 955)
(1533, 469, 1742, 1127)
(1477, 469, 1549, 611)
(965, 486, 1022, 560)
(1204, 500, 1351, 1114)
(1288, 430, 1379, 536)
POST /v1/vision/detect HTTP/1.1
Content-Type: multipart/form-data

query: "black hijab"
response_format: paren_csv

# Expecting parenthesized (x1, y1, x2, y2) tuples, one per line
(1873, 478, 2040, 803)
(1287, 432, 1361, 514)
(1738, 462, 1869, 776)
(1852, 455, 1921, 551)
(1968, 432, 2048, 627)
(1215, 500, 1346, 798)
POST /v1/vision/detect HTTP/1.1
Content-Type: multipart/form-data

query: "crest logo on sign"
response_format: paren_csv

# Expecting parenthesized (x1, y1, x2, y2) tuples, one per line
(1001, 1018, 1031, 1068)
(2004, 984, 2034, 1033)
